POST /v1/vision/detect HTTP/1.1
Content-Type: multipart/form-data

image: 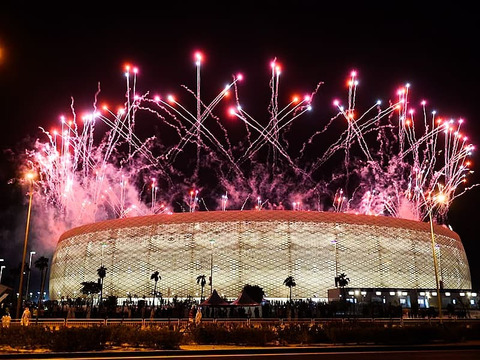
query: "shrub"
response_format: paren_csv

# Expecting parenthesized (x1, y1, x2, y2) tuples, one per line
(107, 325, 142, 347)
(277, 324, 311, 344)
(0, 326, 52, 349)
(306, 324, 330, 343)
(0, 320, 478, 351)
(50, 326, 108, 352)
(229, 326, 276, 346)
(138, 327, 183, 349)
(191, 324, 230, 344)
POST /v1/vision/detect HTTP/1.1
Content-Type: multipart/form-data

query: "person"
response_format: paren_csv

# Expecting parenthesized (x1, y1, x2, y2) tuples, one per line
(1, 310, 11, 328)
(20, 306, 31, 326)
(67, 306, 75, 319)
(188, 305, 195, 324)
(195, 306, 202, 325)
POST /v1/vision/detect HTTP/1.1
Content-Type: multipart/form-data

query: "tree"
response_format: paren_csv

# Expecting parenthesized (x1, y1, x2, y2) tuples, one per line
(336, 272, 350, 303)
(104, 295, 118, 316)
(337, 273, 350, 287)
(150, 271, 161, 306)
(196, 275, 206, 301)
(97, 265, 107, 306)
(34, 256, 49, 307)
(283, 276, 296, 302)
(80, 281, 101, 307)
(242, 284, 265, 303)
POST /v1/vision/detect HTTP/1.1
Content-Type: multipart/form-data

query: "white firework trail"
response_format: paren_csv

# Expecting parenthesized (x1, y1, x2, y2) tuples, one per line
(15, 52, 476, 251)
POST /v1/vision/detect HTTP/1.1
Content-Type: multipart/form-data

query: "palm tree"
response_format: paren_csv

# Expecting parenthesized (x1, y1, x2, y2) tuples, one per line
(242, 284, 265, 304)
(283, 275, 296, 302)
(337, 273, 350, 288)
(34, 256, 49, 307)
(150, 271, 161, 306)
(196, 275, 207, 301)
(97, 265, 107, 306)
(337, 272, 350, 303)
(80, 281, 102, 307)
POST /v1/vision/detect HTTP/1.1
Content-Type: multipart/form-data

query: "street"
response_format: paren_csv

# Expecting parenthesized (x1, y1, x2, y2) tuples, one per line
(1, 345, 479, 360)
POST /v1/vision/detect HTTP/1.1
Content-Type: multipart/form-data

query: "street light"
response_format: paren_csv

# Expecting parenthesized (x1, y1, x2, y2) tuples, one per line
(427, 192, 446, 322)
(25, 251, 36, 300)
(209, 239, 215, 295)
(0, 259, 4, 283)
(16, 171, 36, 319)
(331, 239, 338, 285)
(101, 243, 107, 266)
(435, 244, 444, 289)
(0, 266, 5, 283)
(332, 224, 340, 287)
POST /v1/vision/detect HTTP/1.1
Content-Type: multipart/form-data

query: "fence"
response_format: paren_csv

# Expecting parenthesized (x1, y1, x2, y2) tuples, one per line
(6, 317, 480, 328)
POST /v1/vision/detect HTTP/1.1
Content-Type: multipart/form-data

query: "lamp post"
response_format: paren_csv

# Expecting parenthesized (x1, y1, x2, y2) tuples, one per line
(0, 259, 4, 283)
(0, 266, 5, 283)
(427, 193, 446, 322)
(435, 244, 444, 289)
(16, 172, 35, 319)
(25, 251, 36, 301)
(332, 223, 340, 287)
(331, 238, 338, 285)
(209, 239, 215, 295)
(101, 243, 107, 266)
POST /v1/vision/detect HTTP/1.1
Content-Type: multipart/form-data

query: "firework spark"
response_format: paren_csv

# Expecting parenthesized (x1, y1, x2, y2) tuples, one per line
(17, 52, 476, 248)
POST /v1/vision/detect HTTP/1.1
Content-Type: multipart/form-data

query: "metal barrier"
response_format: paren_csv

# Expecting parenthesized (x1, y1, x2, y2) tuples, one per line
(4, 317, 480, 328)
(65, 318, 106, 327)
(34, 318, 66, 328)
(106, 318, 145, 326)
(8, 319, 65, 327)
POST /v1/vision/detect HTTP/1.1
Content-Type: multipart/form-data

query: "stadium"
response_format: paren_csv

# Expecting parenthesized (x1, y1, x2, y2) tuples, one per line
(49, 210, 472, 302)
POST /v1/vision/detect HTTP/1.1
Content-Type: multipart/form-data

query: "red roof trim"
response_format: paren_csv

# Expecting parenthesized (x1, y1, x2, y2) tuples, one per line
(58, 210, 459, 243)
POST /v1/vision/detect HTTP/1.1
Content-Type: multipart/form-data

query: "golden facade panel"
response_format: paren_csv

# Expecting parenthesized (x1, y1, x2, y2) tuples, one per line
(49, 211, 472, 300)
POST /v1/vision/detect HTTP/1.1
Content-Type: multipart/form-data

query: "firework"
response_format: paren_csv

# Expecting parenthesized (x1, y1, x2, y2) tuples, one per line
(18, 52, 476, 245)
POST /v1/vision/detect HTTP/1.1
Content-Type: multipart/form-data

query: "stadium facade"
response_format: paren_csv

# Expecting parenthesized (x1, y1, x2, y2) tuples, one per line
(49, 210, 472, 301)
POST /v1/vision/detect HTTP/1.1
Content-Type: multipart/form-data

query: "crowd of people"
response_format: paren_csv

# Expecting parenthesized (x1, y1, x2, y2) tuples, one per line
(1, 305, 31, 327)
(1, 295, 470, 322)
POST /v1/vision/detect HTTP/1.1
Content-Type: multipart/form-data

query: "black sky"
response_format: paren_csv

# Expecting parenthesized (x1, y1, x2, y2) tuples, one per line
(0, 3, 479, 291)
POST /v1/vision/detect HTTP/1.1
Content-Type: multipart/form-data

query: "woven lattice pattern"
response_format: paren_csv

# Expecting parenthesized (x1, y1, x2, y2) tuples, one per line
(49, 211, 472, 300)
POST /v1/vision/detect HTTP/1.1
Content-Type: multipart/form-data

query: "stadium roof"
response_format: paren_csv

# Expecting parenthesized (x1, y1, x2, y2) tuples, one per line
(59, 210, 459, 243)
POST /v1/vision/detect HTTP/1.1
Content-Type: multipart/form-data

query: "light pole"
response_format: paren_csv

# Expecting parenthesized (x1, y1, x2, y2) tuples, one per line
(0, 265, 5, 283)
(332, 223, 340, 287)
(25, 251, 36, 300)
(209, 239, 215, 295)
(331, 238, 338, 285)
(427, 193, 446, 322)
(16, 172, 35, 319)
(101, 243, 107, 266)
(0, 259, 4, 283)
(435, 244, 444, 289)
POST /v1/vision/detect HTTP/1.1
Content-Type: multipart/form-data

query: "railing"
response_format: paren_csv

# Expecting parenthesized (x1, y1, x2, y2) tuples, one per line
(107, 318, 149, 326)
(5, 316, 480, 328)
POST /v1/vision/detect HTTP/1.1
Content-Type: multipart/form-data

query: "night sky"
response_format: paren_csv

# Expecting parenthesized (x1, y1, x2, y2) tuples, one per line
(1, 3, 479, 293)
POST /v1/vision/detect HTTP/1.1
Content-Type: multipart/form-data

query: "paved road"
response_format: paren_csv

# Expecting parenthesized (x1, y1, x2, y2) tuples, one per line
(2, 345, 480, 360)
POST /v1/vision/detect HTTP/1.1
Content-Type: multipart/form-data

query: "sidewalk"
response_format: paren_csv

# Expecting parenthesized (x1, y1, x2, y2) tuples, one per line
(1, 341, 480, 358)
